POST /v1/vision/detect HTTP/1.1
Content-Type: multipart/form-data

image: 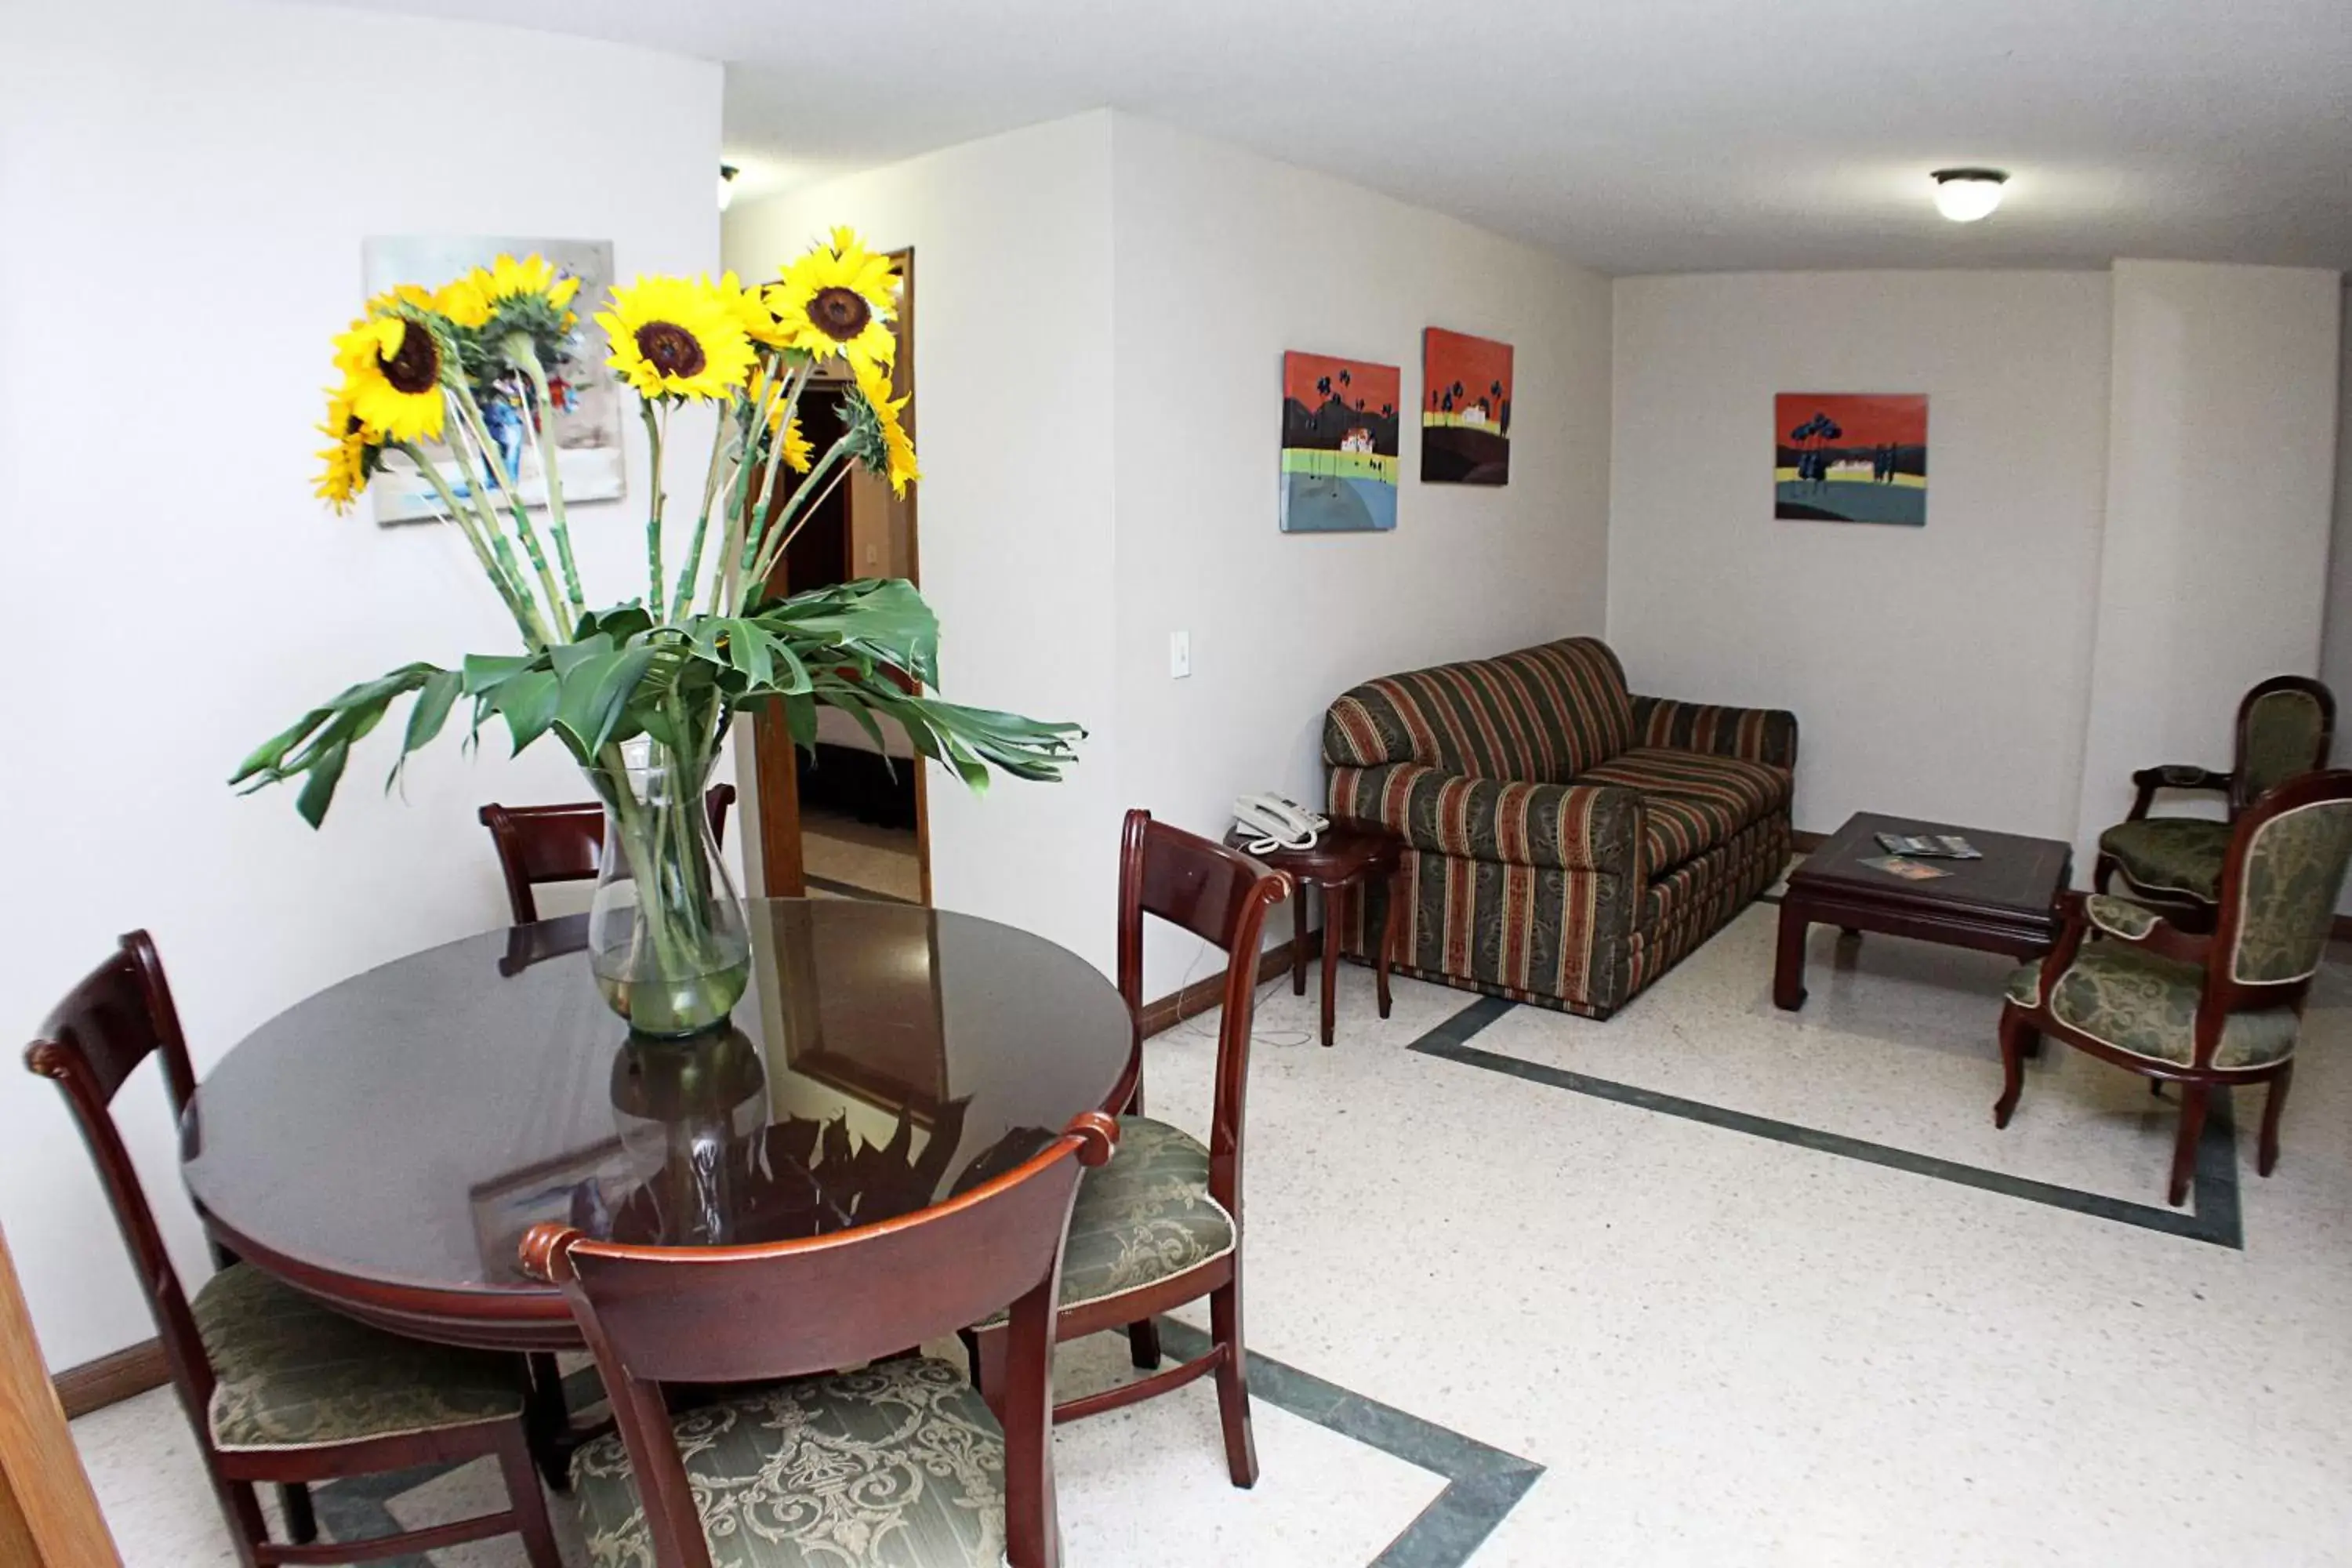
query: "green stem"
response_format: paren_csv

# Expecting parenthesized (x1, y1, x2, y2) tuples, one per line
(452, 381, 569, 641)
(441, 415, 558, 648)
(735, 366, 818, 586)
(641, 399, 667, 612)
(746, 438, 851, 590)
(397, 441, 548, 650)
(672, 401, 734, 621)
(511, 343, 586, 619)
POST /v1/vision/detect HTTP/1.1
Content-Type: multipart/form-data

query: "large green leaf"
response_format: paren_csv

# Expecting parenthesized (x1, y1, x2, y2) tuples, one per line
(553, 645, 658, 758)
(490, 669, 562, 753)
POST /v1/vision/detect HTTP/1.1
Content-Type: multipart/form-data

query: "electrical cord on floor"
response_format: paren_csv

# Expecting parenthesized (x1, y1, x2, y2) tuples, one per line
(1163, 938, 1316, 1051)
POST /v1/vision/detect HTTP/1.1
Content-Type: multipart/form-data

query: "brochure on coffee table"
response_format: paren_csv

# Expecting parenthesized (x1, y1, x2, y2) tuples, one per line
(1875, 832, 1983, 860)
(1860, 853, 1951, 881)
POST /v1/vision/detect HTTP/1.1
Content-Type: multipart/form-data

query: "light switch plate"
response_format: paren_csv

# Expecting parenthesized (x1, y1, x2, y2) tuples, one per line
(1169, 630, 1191, 678)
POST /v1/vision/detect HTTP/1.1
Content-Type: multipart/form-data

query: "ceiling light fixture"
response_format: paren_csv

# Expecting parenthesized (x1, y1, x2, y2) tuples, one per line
(1929, 168, 2008, 223)
(717, 164, 739, 212)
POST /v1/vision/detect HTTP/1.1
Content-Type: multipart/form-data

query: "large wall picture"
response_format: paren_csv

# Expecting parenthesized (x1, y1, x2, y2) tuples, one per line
(1774, 392, 1928, 525)
(361, 235, 626, 525)
(1421, 328, 1513, 485)
(1279, 350, 1400, 532)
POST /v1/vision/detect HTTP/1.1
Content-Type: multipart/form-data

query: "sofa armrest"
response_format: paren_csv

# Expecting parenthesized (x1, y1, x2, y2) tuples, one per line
(1328, 762, 1640, 877)
(1631, 695, 1798, 769)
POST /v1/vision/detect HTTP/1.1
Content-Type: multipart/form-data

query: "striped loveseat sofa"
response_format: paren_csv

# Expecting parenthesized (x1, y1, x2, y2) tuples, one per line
(1324, 637, 1796, 1018)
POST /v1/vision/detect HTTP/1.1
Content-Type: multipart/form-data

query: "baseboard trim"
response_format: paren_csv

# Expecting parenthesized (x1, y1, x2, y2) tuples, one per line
(53, 1338, 168, 1419)
(1138, 932, 1315, 1038)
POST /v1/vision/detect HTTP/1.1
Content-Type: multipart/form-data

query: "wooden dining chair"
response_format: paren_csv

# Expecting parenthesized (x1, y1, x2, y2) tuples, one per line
(971, 808, 1290, 1488)
(521, 1112, 1119, 1568)
(1998, 770, 2352, 1205)
(480, 783, 738, 924)
(24, 931, 561, 1568)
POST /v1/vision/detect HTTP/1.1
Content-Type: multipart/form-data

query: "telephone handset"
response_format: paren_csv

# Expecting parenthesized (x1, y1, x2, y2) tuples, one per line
(1232, 792, 1328, 855)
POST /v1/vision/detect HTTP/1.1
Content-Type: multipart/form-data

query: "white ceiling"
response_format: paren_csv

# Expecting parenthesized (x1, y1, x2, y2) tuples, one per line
(305, 0, 2352, 275)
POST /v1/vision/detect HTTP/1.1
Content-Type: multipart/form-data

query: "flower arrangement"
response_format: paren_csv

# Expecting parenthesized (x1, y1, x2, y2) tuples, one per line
(235, 230, 1080, 1033)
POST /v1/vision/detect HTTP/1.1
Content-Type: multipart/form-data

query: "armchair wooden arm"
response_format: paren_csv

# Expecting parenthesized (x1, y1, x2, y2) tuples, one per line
(2079, 893, 2213, 966)
(2123, 764, 2231, 822)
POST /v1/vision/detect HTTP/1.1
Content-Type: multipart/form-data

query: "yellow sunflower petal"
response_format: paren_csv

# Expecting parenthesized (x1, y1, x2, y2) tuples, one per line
(852, 359, 919, 497)
(333, 315, 446, 443)
(763, 228, 898, 370)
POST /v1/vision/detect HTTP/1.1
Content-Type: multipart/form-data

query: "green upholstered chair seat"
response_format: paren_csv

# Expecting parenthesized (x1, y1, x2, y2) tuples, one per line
(572, 1358, 1007, 1568)
(2003, 946, 2299, 1069)
(1576, 748, 1794, 824)
(979, 1117, 1233, 1329)
(2098, 818, 2231, 902)
(191, 1264, 524, 1454)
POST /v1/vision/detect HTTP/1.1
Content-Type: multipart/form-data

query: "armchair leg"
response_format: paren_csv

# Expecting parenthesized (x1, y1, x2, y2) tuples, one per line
(1209, 1279, 1258, 1490)
(1993, 1009, 2034, 1128)
(1127, 1318, 1163, 1370)
(2168, 1083, 2210, 1207)
(2259, 1062, 2292, 1177)
(495, 1419, 566, 1568)
(279, 1483, 316, 1544)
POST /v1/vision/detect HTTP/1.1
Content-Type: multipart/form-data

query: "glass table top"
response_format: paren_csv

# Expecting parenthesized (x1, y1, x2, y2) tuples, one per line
(182, 899, 1133, 1298)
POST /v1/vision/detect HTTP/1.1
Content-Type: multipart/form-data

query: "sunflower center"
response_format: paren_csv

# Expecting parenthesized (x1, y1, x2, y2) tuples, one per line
(636, 321, 706, 379)
(377, 321, 440, 396)
(809, 286, 872, 342)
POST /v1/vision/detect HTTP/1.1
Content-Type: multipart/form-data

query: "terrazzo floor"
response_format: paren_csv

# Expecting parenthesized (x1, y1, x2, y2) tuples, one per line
(73, 901, 2352, 1564)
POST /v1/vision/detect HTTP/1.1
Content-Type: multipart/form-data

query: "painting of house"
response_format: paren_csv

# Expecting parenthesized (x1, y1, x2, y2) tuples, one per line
(1280, 350, 1400, 532)
(1421, 328, 1513, 485)
(1773, 392, 1929, 524)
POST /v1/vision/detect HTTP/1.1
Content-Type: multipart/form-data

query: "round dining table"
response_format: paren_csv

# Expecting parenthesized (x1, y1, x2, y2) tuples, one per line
(181, 898, 1136, 1357)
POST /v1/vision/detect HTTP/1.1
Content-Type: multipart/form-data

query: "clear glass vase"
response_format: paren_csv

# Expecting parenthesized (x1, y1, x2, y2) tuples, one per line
(583, 739, 750, 1037)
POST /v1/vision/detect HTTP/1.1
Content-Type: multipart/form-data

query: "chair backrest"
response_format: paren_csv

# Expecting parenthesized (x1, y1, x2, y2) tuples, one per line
(2210, 771, 2352, 1004)
(1323, 637, 1635, 785)
(521, 1112, 1117, 1568)
(1114, 811, 1290, 1218)
(479, 784, 737, 924)
(22, 934, 217, 1449)
(2233, 676, 2335, 811)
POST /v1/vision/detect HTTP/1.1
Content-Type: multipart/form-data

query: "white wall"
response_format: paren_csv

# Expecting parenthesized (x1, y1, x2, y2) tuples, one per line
(0, 0, 720, 1371)
(2073, 261, 2343, 858)
(724, 115, 1123, 973)
(2314, 284, 2352, 724)
(1108, 118, 1614, 995)
(1608, 272, 2114, 841)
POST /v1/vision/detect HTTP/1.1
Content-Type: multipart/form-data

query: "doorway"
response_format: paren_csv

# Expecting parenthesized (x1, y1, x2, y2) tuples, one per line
(750, 250, 927, 906)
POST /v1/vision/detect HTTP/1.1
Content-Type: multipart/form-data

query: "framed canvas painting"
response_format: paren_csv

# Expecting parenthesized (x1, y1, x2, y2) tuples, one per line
(1774, 393, 1928, 525)
(1421, 328, 1512, 485)
(361, 235, 626, 525)
(1279, 350, 1399, 532)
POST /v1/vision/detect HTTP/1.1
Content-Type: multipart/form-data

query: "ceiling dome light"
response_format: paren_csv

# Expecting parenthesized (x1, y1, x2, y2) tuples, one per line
(1930, 168, 2008, 223)
(717, 164, 739, 212)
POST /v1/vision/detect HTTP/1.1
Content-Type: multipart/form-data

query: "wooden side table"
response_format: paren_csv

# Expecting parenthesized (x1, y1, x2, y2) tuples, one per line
(1228, 825, 1403, 1047)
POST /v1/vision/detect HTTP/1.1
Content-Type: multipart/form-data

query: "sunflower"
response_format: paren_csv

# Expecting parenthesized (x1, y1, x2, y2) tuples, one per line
(312, 385, 379, 514)
(850, 358, 919, 496)
(762, 227, 897, 370)
(365, 281, 437, 316)
(479, 253, 581, 314)
(333, 314, 447, 442)
(723, 270, 792, 350)
(434, 275, 493, 330)
(596, 275, 757, 401)
(779, 414, 813, 474)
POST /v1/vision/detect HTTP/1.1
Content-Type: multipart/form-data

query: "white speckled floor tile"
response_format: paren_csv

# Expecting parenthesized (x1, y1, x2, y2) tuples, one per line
(71, 925, 2352, 1566)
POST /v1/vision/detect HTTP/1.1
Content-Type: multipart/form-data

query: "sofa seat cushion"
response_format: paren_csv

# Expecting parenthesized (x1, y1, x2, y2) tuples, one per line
(1641, 793, 1744, 873)
(193, 1264, 524, 1454)
(571, 1357, 1007, 1567)
(2004, 946, 2298, 1069)
(1578, 747, 1794, 825)
(2098, 818, 2230, 904)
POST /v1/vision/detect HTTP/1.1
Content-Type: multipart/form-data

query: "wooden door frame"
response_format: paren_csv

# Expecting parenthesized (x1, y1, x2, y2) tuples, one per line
(0, 1220, 123, 1566)
(751, 248, 930, 904)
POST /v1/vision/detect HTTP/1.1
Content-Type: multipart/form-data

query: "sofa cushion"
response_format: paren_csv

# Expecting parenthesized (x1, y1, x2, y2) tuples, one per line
(1323, 637, 1632, 782)
(1641, 793, 1744, 874)
(1577, 747, 1793, 825)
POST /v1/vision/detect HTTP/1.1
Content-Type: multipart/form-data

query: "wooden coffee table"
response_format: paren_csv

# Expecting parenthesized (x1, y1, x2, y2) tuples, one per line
(1773, 811, 2073, 1011)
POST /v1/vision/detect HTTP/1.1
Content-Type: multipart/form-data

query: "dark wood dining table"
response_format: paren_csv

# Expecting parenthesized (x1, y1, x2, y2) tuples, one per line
(180, 898, 1136, 1359)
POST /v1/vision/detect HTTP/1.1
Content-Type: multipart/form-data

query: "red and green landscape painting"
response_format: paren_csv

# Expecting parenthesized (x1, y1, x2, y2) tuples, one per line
(1421, 328, 1512, 485)
(1774, 392, 1928, 525)
(1280, 350, 1400, 533)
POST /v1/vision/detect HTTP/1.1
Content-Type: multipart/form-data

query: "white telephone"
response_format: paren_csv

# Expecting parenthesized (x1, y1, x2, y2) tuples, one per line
(1232, 792, 1328, 855)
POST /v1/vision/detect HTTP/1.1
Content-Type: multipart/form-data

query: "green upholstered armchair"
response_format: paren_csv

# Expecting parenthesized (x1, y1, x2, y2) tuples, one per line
(1999, 768, 2352, 1206)
(2092, 675, 2334, 924)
